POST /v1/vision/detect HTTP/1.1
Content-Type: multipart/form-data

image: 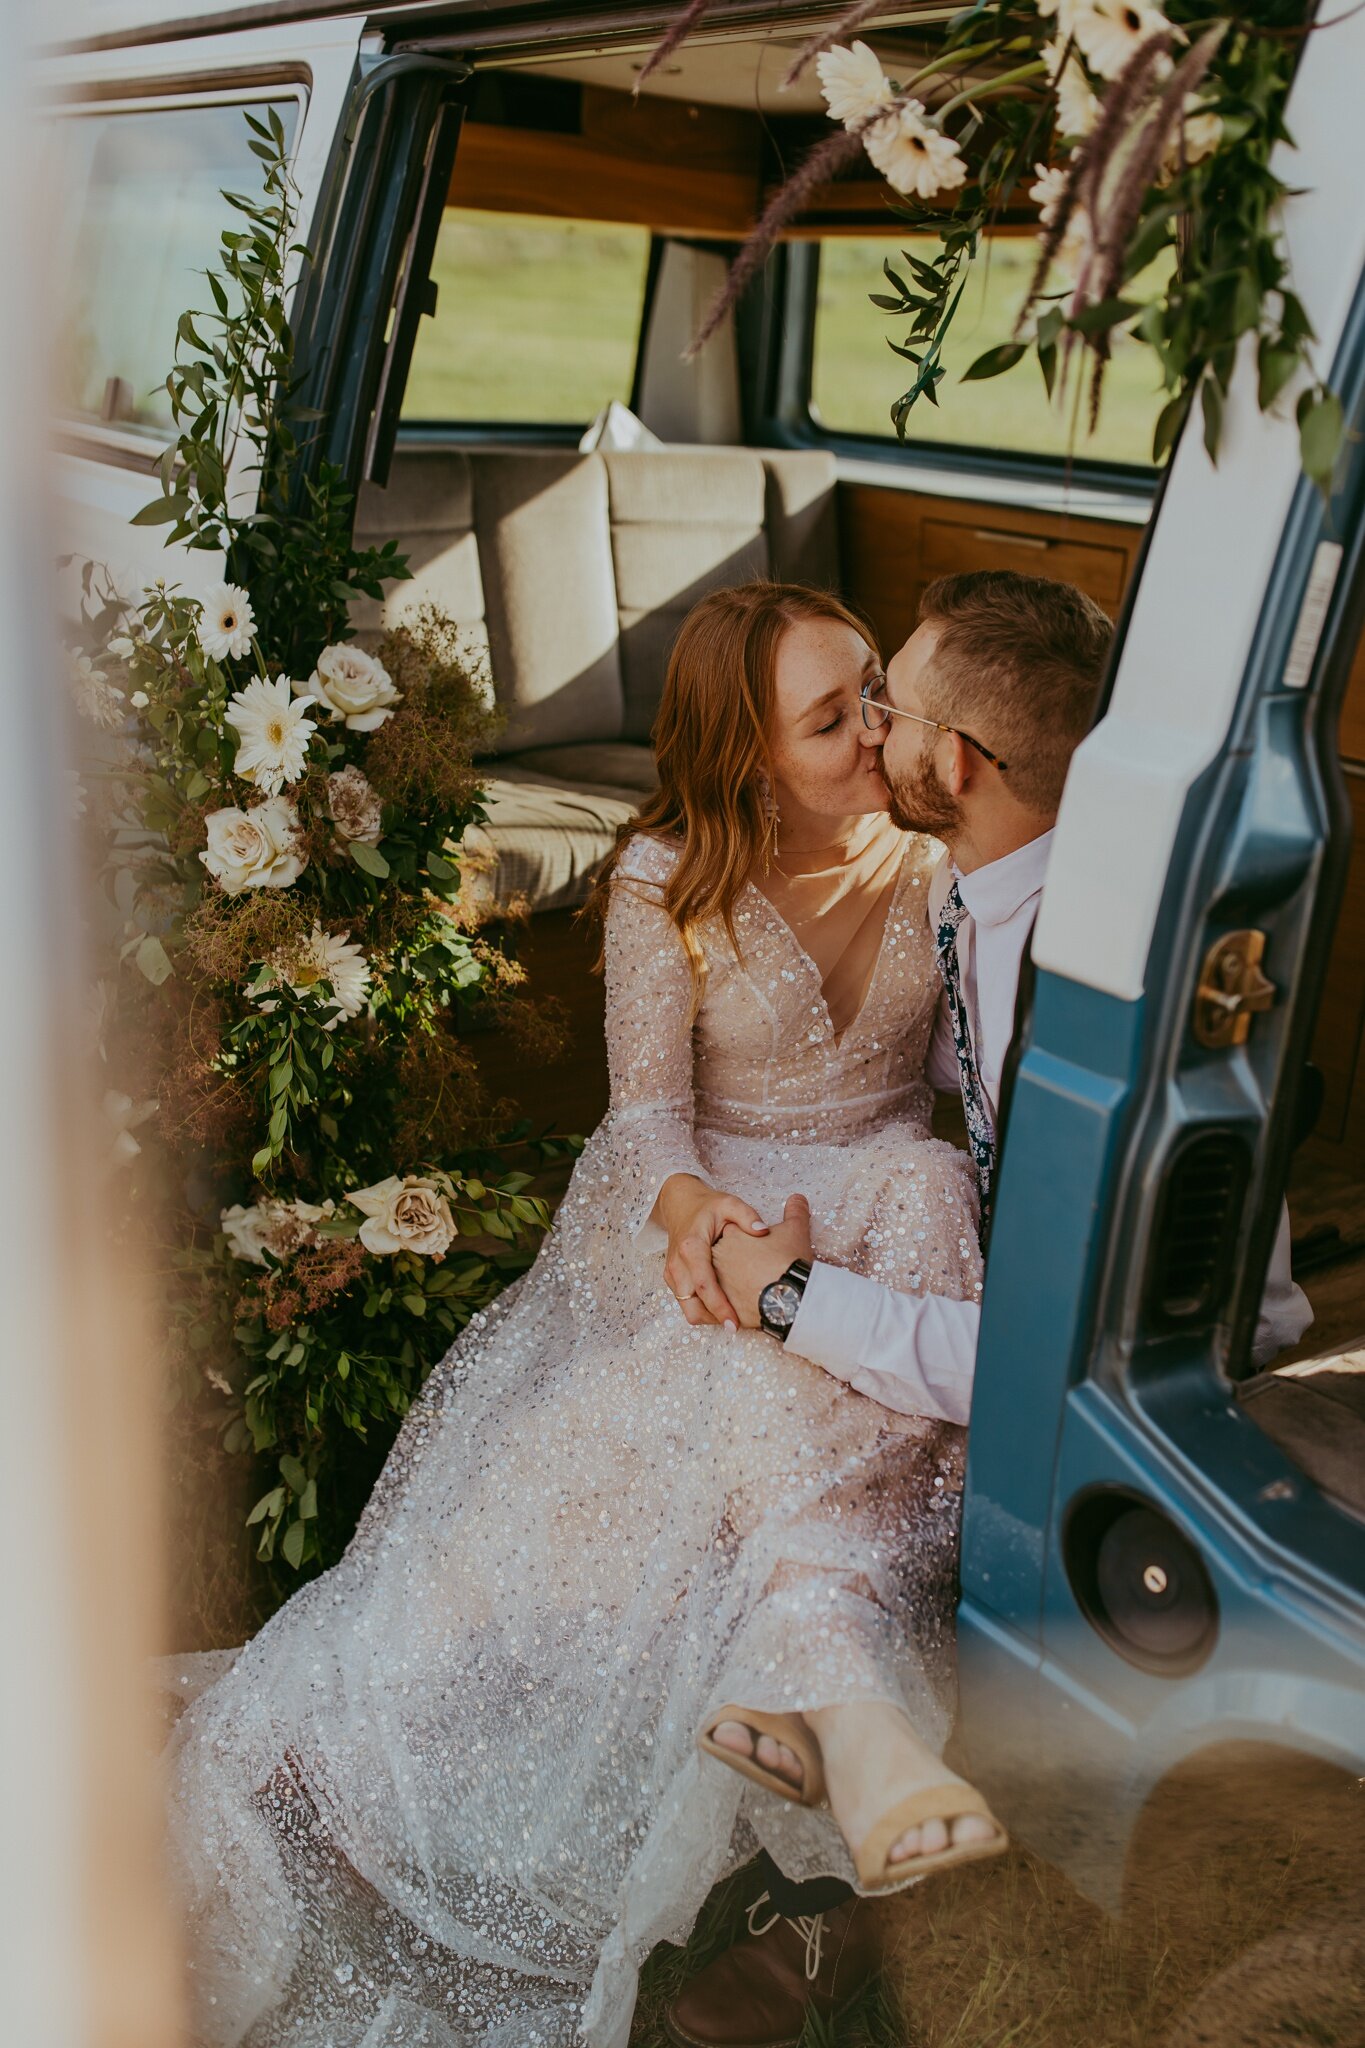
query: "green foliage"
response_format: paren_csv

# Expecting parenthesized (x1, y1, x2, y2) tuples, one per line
(68, 118, 575, 1627)
(861, 1, 1342, 487)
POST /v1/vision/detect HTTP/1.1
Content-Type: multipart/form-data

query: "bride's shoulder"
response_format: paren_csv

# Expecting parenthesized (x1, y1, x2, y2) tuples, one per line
(614, 831, 682, 893)
(898, 831, 949, 893)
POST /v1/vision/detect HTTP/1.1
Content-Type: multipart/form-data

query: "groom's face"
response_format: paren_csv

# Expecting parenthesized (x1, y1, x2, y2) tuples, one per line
(876, 625, 965, 838)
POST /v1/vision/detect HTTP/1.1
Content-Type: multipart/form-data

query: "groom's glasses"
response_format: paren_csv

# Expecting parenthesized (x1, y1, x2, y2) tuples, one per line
(860, 674, 1008, 772)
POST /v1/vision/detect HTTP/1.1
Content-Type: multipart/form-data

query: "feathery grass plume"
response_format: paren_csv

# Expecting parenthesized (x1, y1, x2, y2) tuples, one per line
(685, 121, 870, 359)
(1082, 25, 1226, 428)
(1017, 25, 1177, 411)
(634, 0, 712, 96)
(781, 0, 898, 90)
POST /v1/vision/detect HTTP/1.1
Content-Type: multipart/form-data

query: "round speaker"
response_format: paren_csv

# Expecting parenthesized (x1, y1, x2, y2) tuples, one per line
(1065, 1491, 1219, 1676)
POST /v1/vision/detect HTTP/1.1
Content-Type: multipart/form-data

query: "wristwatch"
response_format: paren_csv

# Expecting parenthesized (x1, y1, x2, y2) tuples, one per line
(758, 1259, 812, 1342)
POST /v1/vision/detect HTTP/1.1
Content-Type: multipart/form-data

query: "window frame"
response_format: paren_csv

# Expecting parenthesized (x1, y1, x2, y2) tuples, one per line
(51, 75, 311, 469)
(759, 235, 1163, 508)
(396, 207, 660, 442)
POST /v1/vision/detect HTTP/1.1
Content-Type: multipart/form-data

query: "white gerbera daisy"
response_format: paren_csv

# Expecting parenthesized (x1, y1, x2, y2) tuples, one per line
(1029, 162, 1070, 229)
(225, 675, 317, 795)
(257, 926, 371, 1029)
(199, 581, 257, 663)
(1072, 0, 1171, 83)
(1043, 39, 1100, 137)
(864, 102, 968, 201)
(1035, 0, 1083, 33)
(1161, 96, 1223, 177)
(816, 41, 896, 128)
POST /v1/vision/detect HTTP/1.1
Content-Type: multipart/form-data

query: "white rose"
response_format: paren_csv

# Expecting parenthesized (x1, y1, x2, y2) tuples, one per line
(347, 1174, 456, 1260)
(296, 645, 401, 733)
(200, 794, 306, 896)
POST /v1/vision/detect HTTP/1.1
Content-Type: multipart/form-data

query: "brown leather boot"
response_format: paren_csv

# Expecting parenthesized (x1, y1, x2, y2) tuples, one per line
(663, 1890, 883, 2048)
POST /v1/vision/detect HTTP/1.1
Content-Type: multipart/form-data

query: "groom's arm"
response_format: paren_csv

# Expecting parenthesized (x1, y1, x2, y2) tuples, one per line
(785, 1267, 979, 1427)
(714, 1208, 979, 1427)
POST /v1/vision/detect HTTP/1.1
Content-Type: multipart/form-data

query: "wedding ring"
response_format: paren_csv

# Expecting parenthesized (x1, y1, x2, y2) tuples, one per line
(675, 1286, 696, 1301)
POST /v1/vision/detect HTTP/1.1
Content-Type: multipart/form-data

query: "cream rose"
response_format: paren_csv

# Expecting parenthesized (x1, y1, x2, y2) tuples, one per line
(200, 795, 306, 896)
(347, 1174, 456, 1260)
(296, 645, 401, 732)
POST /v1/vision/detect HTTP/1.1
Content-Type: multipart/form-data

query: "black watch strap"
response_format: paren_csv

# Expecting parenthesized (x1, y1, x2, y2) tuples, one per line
(758, 1258, 813, 1341)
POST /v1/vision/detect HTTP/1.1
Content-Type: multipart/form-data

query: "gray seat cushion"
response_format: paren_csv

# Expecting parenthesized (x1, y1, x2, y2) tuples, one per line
(503, 741, 658, 794)
(460, 767, 645, 916)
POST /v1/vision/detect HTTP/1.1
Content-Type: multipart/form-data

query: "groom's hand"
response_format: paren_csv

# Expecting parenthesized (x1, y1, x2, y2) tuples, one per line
(715, 1194, 814, 1330)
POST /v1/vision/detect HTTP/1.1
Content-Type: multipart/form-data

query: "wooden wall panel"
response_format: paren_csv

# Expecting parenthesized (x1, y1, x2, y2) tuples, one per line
(1311, 772, 1365, 1142)
(837, 480, 1145, 660)
(1339, 631, 1365, 766)
(450, 100, 761, 234)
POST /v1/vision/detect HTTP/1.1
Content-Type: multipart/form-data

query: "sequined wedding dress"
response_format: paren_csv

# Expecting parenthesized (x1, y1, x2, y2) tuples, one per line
(166, 828, 982, 2048)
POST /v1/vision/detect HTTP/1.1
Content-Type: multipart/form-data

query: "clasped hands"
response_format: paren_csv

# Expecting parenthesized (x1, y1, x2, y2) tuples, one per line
(655, 1172, 814, 1331)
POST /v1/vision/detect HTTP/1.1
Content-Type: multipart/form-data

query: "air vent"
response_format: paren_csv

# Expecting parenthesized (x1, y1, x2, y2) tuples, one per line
(1146, 1131, 1251, 1327)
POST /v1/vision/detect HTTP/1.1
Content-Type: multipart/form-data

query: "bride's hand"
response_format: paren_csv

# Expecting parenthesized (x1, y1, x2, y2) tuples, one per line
(655, 1174, 769, 1329)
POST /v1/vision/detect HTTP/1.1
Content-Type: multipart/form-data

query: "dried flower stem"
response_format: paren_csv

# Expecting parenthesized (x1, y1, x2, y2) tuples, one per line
(634, 0, 712, 95)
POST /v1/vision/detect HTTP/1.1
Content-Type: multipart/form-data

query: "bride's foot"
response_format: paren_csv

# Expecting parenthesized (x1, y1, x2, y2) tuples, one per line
(805, 1700, 1006, 1892)
(697, 1706, 825, 1805)
(710, 1719, 806, 1792)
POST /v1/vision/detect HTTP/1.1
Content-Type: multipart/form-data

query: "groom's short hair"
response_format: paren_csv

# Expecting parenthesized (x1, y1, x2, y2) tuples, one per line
(917, 571, 1113, 814)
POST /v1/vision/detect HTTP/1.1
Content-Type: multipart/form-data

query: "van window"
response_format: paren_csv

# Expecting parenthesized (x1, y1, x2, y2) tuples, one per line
(811, 234, 1170, 469)
(402, 207, 652, 427)
(59, 98, 301, 437)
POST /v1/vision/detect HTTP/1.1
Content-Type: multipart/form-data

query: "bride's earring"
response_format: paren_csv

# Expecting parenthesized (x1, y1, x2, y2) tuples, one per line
(756, 770, 780, 870)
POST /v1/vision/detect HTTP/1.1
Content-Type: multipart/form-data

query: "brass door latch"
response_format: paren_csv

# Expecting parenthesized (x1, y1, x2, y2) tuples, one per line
(1193, 930, 1277, 1049)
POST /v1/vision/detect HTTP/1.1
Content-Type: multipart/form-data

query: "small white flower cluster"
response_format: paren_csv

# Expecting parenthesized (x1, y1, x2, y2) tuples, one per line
(221, 1174, 461, 1269)
(816, 42, 967, 201)
(220, 1194, 337, 1266)
(1032, 0, 1222, 303)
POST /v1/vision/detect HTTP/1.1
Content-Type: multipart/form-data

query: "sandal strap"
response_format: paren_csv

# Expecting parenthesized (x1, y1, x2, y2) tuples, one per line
(855, 1779, 1001, 1879)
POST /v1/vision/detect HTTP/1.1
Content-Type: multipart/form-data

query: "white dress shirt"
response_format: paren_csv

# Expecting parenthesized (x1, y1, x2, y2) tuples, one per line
(785, 831, 1313, 1422)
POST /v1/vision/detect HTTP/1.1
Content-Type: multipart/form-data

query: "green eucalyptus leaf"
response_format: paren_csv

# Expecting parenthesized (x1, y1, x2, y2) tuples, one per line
(281, 1518, 306, 1569)
(1299, 391, 1344, 489)
(134, 934, 174, 986)
(962, 342, 1028, 382)
(350, 841, 391, 879)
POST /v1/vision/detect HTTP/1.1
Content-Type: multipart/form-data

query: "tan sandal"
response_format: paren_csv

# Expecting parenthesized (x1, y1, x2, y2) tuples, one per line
(851, 1777, 1007, 1892)
(697, 1705, 826, 1806)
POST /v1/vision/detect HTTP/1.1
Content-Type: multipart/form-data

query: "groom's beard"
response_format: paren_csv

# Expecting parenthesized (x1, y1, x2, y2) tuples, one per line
(883, 751, 963, 839)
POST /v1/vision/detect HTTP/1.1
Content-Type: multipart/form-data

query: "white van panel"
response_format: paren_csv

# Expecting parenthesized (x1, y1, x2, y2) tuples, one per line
(1033, 4, 1365, 1002)
(49, 16, 364, 592)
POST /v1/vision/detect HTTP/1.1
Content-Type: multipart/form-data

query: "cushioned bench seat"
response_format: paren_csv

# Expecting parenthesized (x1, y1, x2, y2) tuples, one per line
(463, 748, 656, 915)
(354, 444, 838, 911)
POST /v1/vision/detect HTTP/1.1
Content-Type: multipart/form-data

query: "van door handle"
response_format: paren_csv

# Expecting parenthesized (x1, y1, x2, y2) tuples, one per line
(1193, 930, 1277, 1048)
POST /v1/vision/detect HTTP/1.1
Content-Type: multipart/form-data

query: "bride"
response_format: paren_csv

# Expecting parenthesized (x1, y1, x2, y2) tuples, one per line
(166, 581, 1004, 2048)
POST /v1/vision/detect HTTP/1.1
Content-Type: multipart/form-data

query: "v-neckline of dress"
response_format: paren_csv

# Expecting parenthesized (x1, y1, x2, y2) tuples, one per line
(743, 836, 913, 1049)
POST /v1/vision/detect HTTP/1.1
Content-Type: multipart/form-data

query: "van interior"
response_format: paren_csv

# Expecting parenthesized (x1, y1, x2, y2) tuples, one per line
(343, 22, 1364, 1499)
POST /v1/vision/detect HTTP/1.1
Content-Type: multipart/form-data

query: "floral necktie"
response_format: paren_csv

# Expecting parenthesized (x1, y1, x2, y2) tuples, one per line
(935, 881, 995, 1240)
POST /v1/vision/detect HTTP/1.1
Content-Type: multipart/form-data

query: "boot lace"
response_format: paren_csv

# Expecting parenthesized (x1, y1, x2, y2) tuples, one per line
(745, 1891, 825, 1982)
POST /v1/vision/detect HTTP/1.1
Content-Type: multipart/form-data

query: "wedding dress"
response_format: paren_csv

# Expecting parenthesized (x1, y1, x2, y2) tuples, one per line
(166, 826, 983, 2048)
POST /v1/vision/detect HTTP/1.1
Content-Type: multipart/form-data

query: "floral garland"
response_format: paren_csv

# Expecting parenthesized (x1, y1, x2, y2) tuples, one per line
(69, 112, 572, 1634)
(672, 0, 1341, 484)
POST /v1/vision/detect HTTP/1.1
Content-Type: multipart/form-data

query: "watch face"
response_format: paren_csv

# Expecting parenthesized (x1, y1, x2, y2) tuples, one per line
(761, 1280, 803, 1330)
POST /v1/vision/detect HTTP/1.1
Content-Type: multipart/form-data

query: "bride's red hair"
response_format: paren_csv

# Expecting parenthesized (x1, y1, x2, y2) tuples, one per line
(589, 581, 879, 1004)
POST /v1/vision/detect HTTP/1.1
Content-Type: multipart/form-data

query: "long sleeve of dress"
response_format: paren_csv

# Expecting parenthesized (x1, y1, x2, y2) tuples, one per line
(602, 840, 708, 1248)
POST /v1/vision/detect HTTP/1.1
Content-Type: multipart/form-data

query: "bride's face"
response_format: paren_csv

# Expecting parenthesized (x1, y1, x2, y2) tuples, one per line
(768, 617, 890, 822)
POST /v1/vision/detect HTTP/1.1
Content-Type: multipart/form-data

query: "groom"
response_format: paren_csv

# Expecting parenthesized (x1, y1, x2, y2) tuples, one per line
(662, 569, 1312, 2048)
